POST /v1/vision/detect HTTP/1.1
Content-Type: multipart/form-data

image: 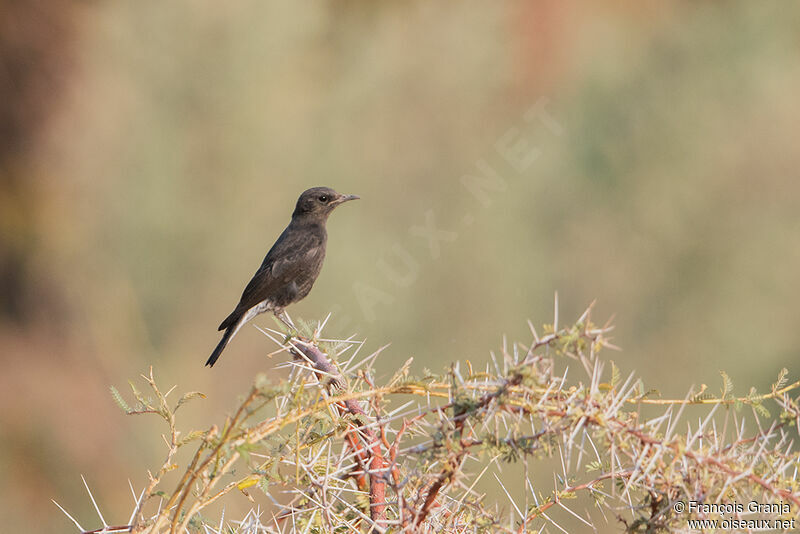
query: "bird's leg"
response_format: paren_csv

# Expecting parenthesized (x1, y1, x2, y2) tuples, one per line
(275, 309, 297, 333)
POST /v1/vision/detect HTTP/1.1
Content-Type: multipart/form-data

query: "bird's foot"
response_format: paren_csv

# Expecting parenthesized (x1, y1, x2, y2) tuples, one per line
(275, 309, 293, 328)
(275, 309, 300, 338)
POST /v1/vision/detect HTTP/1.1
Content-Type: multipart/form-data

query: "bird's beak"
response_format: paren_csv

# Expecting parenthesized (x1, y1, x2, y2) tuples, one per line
(335, 194, 360, 204)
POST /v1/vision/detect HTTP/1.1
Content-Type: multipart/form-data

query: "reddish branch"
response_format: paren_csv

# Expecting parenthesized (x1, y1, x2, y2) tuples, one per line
(288, 338, 388, 530)
(412, 369, 527, 528)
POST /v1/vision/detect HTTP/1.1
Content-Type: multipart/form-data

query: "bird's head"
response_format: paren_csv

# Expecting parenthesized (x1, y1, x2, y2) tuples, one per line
(292, 187, 359, 220)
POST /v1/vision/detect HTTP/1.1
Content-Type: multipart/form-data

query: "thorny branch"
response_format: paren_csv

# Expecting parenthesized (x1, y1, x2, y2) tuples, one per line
(287, 338, 389, 531)
(62, 303, 800, 533)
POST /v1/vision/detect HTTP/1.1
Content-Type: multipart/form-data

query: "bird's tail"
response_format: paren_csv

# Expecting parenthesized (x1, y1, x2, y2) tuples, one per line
(206, 326, 235, 367)
(207, 304, 263, 367)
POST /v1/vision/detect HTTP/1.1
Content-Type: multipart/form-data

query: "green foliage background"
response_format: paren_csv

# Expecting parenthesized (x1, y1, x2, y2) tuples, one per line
(1, 2, 799, 532)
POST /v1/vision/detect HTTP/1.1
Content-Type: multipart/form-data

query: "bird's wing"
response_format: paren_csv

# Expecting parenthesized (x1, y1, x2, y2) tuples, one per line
(231, 227, 323, 314)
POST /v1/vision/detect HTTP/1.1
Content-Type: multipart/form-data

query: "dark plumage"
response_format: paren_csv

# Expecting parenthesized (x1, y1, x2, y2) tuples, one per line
(206, 187, 359, 367)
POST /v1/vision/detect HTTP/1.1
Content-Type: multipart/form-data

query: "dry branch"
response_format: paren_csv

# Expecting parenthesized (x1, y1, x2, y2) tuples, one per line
(60, 306, 800, 533)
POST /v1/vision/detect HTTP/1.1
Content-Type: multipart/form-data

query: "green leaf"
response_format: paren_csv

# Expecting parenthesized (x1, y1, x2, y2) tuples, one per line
(175, 391, 207, 412)
(179, 430, 206, 446)
(110, 386, 130, 413)
(719, 370, 733, 400)
(691, 384, 712, 403)
(610, 361, 621, 389)
(774, 368, 789, 393)
(753, 402, 771, 419)
(585, 460, 602, 472)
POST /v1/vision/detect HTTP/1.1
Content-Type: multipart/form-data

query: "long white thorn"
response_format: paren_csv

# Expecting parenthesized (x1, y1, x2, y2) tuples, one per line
(52, 500, 85, 531)
(81, 475, 108, 527)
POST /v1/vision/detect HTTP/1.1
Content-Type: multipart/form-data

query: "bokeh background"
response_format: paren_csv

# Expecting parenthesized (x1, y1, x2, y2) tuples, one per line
(2, 1, 799, 532)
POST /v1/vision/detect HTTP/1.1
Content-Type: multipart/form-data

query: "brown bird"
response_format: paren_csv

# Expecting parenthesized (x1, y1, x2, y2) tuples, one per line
(206, 187, 359, 367)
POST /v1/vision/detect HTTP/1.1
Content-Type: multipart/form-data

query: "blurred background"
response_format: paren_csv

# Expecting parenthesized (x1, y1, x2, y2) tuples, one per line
(2, 1, 799, 531)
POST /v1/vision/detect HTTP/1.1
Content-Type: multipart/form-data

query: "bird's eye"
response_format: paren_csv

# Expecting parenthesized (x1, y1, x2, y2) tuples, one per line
(318, 195, 328, 203)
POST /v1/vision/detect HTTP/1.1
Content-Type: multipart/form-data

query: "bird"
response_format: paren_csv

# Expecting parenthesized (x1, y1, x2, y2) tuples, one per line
(206, 186, 359, 367)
